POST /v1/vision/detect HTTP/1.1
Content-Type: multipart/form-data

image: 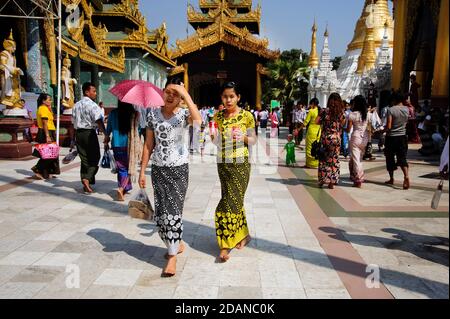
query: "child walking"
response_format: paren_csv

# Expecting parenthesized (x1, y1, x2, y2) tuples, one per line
(284, 134, 296, 166)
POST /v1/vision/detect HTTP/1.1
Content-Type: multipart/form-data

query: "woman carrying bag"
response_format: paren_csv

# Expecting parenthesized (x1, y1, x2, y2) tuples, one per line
(31, 93, 60, 180)
(104, 101, 141, 201)
(139, 78, 201, 277)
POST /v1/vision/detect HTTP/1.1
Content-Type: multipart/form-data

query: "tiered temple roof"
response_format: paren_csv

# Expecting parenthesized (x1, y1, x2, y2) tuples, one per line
(189, 0, 260, 34)
(172, 0, 279, 60)
(60, 0, 125, 72)
(92, 0, 175, 66)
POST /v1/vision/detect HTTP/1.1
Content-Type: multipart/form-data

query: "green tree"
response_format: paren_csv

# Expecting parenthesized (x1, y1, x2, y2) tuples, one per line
(331, 56, 342, 70)
(262, 49, 310, 122)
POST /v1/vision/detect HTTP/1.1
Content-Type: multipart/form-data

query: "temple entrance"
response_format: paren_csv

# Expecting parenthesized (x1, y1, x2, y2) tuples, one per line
(190, 71, 254, 108)
(176, 44, 259, 108)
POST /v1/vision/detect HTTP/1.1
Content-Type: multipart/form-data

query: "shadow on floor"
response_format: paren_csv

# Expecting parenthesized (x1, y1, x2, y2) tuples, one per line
(0, 171, 448, 298)
(320, 226, 449, 267)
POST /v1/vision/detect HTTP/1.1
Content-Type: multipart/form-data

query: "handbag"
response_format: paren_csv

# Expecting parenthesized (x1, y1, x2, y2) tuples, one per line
(101, 149, 111, 169)
(35, 143, 60, 160)
(431, 179, 444, 209)
(370, 111, 384, 132)
(107, 149, 118, 174)
(128, 188, 154, 220)
(311, 129, 325, 160)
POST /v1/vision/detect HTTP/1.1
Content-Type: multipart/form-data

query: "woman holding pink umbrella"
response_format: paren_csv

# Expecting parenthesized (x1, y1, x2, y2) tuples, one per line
(139, 78, 201, 277)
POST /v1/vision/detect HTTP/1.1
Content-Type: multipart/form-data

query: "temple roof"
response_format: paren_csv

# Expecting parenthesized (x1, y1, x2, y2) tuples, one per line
(173, 17, 279, 60)
(190, 0, 260, 34)
(188, 3, 260, 34)
(93, 1, 145, 28)
(174, 0, 278, 60)
(103, 28, 176, 67)
(91, 0, 175, 66)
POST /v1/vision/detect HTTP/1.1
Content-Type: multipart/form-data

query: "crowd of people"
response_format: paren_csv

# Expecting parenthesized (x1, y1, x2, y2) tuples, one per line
(283, 89, 448, 190)
(24, 78, 448, 278)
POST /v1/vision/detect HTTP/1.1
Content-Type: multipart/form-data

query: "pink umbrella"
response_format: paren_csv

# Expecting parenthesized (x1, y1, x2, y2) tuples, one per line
(109, 80, 164, 108)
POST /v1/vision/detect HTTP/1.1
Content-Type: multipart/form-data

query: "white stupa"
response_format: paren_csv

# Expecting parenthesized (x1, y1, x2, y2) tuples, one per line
(308, 26, 339, 107)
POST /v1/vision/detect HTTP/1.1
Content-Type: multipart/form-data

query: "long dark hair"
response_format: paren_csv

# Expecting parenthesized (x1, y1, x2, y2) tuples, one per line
(390, 90, 405, 106)
(220, 81, 241, 96)
(353, 95, 368, 121)
(327, 92, 344, 120)
(117, 101, 134, 135)
(37, 93, 50, 107)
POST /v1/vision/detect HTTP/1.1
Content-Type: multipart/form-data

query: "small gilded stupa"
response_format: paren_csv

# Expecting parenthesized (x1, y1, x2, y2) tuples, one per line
(336, 0, 394, 101)
(308, 20, 319, 69)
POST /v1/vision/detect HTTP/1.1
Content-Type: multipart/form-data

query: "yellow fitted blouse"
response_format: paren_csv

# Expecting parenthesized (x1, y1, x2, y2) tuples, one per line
(37, 105, 55, 131)
(214, 109, 255, 161)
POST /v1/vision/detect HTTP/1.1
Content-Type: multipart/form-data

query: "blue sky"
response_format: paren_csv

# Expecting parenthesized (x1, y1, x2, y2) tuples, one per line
(139, 1, 393, 57)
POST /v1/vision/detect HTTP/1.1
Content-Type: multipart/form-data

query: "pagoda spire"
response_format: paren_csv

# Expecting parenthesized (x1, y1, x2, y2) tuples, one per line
(357, 0, 377, 74)
(319, 25, 332, 72)
(308, 19, 319, 69)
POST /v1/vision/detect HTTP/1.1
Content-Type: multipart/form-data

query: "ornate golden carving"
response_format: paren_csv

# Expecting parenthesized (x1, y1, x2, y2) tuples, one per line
(43, 16, 57, 85)
(100, 0, 147, 28)
(62, 1, 125, 72)
(199, 0, 252, 9)
(188, 1, 260, 25)
(155, 23, 169, 57)
(93, 0, 174, 65)
(219, 46, 225, 61)
(173, 6, 278, 60)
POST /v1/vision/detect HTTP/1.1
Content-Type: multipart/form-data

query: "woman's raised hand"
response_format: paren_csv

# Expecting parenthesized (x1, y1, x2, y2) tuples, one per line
(170, 84, 190, 101)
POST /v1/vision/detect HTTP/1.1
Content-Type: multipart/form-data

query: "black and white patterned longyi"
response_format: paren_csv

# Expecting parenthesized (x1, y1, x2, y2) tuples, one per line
(151, 164, 189, 256)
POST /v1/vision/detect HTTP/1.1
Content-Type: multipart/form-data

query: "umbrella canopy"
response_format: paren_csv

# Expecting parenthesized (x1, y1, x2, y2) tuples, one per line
(109, 80, 164, 108)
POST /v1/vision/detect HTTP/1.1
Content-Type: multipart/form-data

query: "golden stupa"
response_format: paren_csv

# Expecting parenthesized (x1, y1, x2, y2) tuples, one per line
(347, 0, 394, 51)
(308, 20, 319, 69)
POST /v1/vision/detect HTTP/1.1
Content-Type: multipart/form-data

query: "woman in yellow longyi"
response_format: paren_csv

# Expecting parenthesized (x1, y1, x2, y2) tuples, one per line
(211, 81, 257, 262)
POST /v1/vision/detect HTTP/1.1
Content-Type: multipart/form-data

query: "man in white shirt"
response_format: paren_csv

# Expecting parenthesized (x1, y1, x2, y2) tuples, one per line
(72, 82, 107, 193)
(259, 108, 269, 129)
(293, 103, 306, 145)
(253, 109, 259, 136)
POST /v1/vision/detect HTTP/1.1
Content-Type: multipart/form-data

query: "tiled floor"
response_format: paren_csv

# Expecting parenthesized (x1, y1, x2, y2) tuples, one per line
(0, 130, 448, 299)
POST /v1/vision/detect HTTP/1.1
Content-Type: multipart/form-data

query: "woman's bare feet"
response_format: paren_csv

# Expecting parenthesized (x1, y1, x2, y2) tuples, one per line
(353, 182, 362, 188)
(403, 177, 410, 190)
(218, 249, 230, 263)
(236, 236, 252, 250)
(164, 242, 185, 259)
(33, 173, 44, 180)
(328, 183, 335, 189)
(385, 179, 394, 185)
(117, 189, 125, 201)
(161, 256, 177, 277)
